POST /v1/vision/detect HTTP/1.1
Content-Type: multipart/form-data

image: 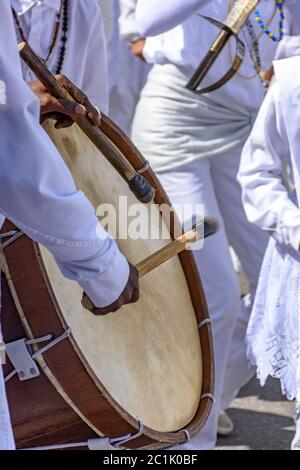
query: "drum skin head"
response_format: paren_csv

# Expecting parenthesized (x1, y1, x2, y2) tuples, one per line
(40, 122, 203, 433)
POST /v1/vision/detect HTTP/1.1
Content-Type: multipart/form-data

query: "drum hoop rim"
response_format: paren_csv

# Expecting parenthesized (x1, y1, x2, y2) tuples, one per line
(1, 116, 214, 447)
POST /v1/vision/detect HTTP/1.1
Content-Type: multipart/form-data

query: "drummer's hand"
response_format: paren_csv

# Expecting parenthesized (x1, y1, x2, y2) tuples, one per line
(81, 263, 140, 316)
(28, 74, 101, 129)
(130, 38, 146, 62)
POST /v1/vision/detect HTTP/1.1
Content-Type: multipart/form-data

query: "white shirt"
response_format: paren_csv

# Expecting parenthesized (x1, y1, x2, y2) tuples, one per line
(0, 0, 129, 308)
(136, 0, 300, 112)
(118, 0, 142, 43)
(11, 0, 109, 112)
(238, 63, 300, 252)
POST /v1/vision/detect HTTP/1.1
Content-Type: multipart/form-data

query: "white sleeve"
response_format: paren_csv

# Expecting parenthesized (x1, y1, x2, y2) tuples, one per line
(0, 0, 129, 307)
(238, 83, 300, 251)
(119, 0, 140, 42)
(135, 0, 211, 36)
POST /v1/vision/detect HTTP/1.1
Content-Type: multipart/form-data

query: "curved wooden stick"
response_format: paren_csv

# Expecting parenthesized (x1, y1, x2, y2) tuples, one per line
(136, 218, 218, 277)
(186, 0, 260, 93)
(18, 42, 155, 204)
(81, 218, 218, 313)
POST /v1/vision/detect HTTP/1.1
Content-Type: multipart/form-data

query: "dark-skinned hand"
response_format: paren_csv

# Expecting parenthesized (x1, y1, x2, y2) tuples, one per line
(28, 74, 101, 129)
(81, 263, 140, 316)
(130, 38, 146, 62)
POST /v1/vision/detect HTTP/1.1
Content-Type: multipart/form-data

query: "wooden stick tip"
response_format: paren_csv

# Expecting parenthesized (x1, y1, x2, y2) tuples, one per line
(18, 41, 27, 52)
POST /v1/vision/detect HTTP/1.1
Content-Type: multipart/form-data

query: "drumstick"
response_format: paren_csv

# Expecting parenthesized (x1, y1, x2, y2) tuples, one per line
(136, 218, 218, 277)
(82, 218, 218, 313)
(18, 42, 155, 204)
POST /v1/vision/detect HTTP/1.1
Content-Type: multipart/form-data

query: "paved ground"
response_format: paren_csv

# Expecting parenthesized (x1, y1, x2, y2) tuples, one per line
(216, 377, 295, 450)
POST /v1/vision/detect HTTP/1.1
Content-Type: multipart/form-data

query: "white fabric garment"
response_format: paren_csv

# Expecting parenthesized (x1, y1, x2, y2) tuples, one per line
(246, 237, 300, 411)
(136, 0, 299, 112)
(97, 0, 115, 44)
(132, 65, 268, 448)
(276, 56, 300, 211)
(157, 152, 266, 450)
(136, 0, 300, 37)
(0, 289, 15, 450)
(239, 57, 300, 431)
(0, 365, 15, 450)
(119, 0, 143, 43)
(132, 63, 258, 173)
(220, 292, 256, 411)
(105, 0, 150, 134)
(136, 0, 211, 36)
(131, 0, 299, 449)
(11, 0, 109, 112)
(0, 0, 129, 317)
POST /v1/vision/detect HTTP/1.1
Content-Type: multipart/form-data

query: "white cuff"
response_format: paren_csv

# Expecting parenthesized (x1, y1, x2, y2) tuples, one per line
(119, 18, 141, 43)
(142, 38, 157, 64)
(79, 251, 130, 308)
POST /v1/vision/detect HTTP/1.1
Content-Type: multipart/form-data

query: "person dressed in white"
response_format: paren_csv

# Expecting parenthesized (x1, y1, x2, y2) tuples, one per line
(132, 0, 300, 449)
(11, 0, 108, 112)
(0, 0, 110, 240)
(99, 0, 151, 134)
(0, 0, 139, 450)
(239, 54, 300, 451)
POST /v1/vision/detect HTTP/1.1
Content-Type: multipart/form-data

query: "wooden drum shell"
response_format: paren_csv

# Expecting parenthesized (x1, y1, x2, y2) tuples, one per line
(0, 116, 214, 449)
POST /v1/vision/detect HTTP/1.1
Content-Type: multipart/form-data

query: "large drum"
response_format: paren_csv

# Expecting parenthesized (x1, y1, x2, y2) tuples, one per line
(0, 117, 214, 450)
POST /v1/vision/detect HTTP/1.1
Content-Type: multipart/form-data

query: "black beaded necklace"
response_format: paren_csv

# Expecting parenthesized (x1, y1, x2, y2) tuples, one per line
(12, 0, 69, 75)
(56, 0, 69, 74)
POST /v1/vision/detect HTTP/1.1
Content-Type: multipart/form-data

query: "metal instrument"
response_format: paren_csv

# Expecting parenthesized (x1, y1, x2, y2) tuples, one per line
(186, 0, 261, 94)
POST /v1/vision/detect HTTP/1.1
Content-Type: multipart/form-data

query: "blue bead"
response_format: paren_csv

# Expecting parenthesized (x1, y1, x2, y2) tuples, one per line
(254, 2, 285, 43)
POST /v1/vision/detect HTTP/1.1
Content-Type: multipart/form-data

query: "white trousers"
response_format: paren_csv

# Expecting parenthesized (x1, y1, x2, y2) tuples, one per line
(0, 369, 15, 450)
(131, 63, 268, 448)
(157, 150, 268, 450)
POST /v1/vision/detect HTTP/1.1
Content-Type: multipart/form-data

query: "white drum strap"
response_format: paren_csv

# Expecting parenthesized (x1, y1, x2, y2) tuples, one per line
(23, 422, 145, 451)
(137, 161, 150, 175)
(4, 328, 71, 383)
(0, 230, 24, 252)
(180, 429, 191, 442)
(198, 318, 212, 329)
(201, 393, 216, 404)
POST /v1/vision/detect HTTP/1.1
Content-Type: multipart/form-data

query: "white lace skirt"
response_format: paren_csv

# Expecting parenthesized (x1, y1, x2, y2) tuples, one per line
(247, 236, 300, 414)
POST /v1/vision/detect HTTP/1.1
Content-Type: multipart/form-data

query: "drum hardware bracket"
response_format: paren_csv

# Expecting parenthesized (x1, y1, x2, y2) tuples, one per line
(0, 230, 24, 252)
(201, 393, 216, 404)
(137, 161, 150, 175)
(178, 429, 191, 442)
(23, 421, 145, 451)
(198, 318, 212, 329)
(4, 328, 71, 383)
(109, 421, 145, 449)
